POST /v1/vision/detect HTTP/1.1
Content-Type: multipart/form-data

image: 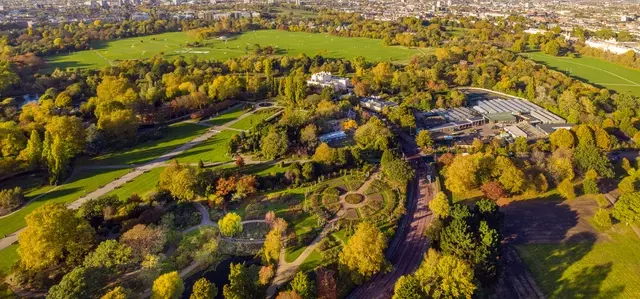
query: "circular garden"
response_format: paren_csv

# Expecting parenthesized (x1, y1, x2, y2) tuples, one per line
(345, 193, 365, 204)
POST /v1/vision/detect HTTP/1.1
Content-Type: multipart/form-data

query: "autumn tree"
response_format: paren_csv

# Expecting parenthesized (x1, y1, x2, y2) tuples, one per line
(159, 161, 197, 201)
(152, 271, 184, 299)
(18, 130, 42, 169)
(19, 202, 95, 271)
(120, 224, 166, 258)
(558, 178, 576, 200)
(101, 286, 131, 299)
(291, 271, 315, 299)
(223, 263, 261, 299)
(262, 218, 287, 265)
(549, 129, 575, 149)
(83, 240, 134, 273)
(339, 222, 387, 280)
(416, 130, 434, 151)
(394, 249, 475, 299)
(47, 266, 107, 299)
(315, 268, 337, 299)
(480, 181, 505, 200)
(219, 212, 243, 237)
(429, 192, 450, 219)
(190, 277, 218, 299)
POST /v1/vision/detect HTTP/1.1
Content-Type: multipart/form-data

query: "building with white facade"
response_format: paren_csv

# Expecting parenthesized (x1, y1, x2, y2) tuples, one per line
(585, 38, 640, 55)
(524, 28, 547, 35)
(306, 72, 351, 91)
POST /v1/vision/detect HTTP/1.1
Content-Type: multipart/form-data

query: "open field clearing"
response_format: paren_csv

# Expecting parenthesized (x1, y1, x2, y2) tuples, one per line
(105, 167, 165, 200)
(524, 51, 640, 97)
(78, 122, 207, 167)
(46, 30, 424, 70)
(176, 130, 236, 163)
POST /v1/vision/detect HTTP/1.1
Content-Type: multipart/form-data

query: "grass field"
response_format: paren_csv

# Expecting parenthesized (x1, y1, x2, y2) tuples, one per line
(0, 168, 129, 236)
(206, 106, 247, 126)
(105, 167, 165, 200)
(516, 224, 640, 299)
(524, 51, 640, 97)
(0, 244, 18, 276)
(230, 109, 280, 130)
(46, 30, 424, 70)
(176, 130, 236, 163)
(78, 122, 207, 167)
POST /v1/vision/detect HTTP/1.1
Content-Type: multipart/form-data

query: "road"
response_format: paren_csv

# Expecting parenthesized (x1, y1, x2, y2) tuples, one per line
(348, 159, 435, 299)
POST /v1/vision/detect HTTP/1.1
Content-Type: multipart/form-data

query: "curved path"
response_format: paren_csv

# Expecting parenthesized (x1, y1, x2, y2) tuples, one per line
(0, 107, 278, 251)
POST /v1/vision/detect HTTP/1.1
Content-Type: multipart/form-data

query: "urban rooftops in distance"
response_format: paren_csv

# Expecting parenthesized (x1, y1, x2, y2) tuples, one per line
(306, 72, 352, 91)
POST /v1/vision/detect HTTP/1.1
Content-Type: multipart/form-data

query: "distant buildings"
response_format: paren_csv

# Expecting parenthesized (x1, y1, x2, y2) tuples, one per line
(524, 28, 547, 35)
(585, 38, 640, 55)
(131, 12, 149, 21)
(306, 72, 352, 91)
(359, 96, 398, 112)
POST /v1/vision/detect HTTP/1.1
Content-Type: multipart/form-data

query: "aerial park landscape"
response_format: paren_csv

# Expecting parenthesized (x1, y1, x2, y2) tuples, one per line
(1, 2, 640, 299)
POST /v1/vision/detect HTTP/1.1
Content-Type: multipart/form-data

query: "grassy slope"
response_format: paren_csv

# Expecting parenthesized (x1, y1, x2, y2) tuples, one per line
(206, 106, 247, 126)
(524, 51, 640, 97)
(176, 130, 236, 163)
(46, 30, 423, 70)
(230, 110, 279, 130)
(105, 167, 165, 200)
(516, 224, 640, 299)
(0, 168, 130, 236)
(78, 122, 207, 166)
(0, 244, 18, 276)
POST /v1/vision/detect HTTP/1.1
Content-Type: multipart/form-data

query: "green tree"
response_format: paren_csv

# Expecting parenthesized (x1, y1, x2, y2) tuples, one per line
(190, 277, 217, 299)
(558, 178, 576, 200)
(290, 271, 315, 299)
(543, 40, 561, 56)
(218, 212, 243, 237)
(18, 130, 42, 169)
(55, 92, 72, 108)
(152, 271, 184, 299)
(261, 127, 289, 159)
(593, 209, 612, 229)
(159, 161, 197, 201)
(339, 222, 387, 280)
(393, 275, 426, 299)
(573, 144, 613, 178)
(223, 263, 261, 299)
(83, 240, 133, 273)
(612, 192, 640, 225)
(619, 175, 639, 194)
(409, 248, 475, 299)
(19, 203, 95, 271)
(0, 121, 27, 157)
(429, 192, 450, 219)
(47, 267, 107, 299)
(582, 178, 599, 195)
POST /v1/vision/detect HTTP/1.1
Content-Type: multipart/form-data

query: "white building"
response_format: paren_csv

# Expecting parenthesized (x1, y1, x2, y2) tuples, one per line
(524, 28, 547, 35)
(585, 38, 640, 55)
(306, 72, 351, 91)
(360, 96, 398, 112)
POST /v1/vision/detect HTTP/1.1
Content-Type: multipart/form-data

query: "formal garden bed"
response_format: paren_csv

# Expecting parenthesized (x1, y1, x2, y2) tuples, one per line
(234, 222, 270, 239)
(345, 193, 364, 204)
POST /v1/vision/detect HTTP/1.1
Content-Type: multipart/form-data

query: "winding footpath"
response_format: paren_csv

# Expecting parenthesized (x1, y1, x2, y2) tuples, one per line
(0, 107, 278, 252)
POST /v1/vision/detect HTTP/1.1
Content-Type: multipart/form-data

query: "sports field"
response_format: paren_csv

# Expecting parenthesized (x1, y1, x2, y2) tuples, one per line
(524, 52, 640, 97)
(46, 30, 424, 70)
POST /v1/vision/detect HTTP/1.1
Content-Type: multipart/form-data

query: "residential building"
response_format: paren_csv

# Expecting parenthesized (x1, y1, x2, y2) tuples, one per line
(360, 96, 398, 112)
(306, 72, 351, 91)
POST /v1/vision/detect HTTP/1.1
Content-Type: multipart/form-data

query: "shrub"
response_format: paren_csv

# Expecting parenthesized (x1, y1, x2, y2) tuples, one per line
(594, 209, 612, 229)
(345, 193, 364, 204)
(0, 187, 24, 216)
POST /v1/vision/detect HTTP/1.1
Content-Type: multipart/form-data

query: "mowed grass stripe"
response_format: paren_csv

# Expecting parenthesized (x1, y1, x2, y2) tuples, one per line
(206, 105, 247, 126)
(105, 167, 165, 201)
(175, 130, 236, 163)
(230, 110, 279, 130)
(0, 168, 130, 236)
(78, 122, 208, 167)
(46, 30, 425, 70)
(524, 51, 640, 97)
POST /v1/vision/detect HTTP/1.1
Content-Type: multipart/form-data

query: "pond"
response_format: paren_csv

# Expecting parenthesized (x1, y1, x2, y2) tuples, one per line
(182, 256, 261, 298)
(18, 94, 39, 108)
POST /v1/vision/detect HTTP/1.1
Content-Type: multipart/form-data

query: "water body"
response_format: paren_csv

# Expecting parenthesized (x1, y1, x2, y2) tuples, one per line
(18, 94, 39, 108)
(182, 256, 261, 299)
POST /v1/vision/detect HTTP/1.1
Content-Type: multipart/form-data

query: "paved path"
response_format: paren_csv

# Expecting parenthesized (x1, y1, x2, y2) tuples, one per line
(266, 220, 336, 298)
(339, 170, 378, 210)
(0, 107, 272, 251)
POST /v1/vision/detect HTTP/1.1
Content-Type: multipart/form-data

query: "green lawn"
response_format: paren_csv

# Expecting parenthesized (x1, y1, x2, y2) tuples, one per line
(230, 110, 280, 130)
(0, 168, 130, 236)
(516, 224, 640, 299)
(176, 130, 236, 163)
(46, 30, 424, 70)
(78, 122, 207, 167)
(0, 244, 18, 276)
(300, 248, 323, 272)
(206, 106, 247, 126)
(524, 51, 640, 97)
(105, 167, 165, 200)
(0, 173, 54, 202)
